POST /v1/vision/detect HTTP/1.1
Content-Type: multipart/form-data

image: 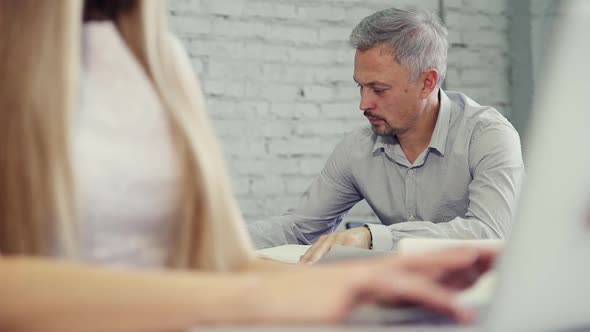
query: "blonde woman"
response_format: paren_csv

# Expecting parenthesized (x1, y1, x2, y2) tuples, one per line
(0, 1, 495, 331)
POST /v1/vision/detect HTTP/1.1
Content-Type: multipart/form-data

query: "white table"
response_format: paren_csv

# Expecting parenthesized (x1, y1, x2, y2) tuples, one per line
(190, 326, 477, 332)
(189, 303, 482, 332)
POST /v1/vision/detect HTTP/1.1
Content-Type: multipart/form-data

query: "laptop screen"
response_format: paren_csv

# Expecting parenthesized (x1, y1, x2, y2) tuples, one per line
(485, 1, 590, 331)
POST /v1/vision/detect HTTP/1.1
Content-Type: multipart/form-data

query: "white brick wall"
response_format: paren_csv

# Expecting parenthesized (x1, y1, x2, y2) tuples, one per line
(168, 0, 511, 223)
(443, 0, 511, 116)
(530, 0, 564, 88)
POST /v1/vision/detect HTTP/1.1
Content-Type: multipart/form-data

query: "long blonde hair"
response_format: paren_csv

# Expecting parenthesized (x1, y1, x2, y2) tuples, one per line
(0, 0, 254, 270)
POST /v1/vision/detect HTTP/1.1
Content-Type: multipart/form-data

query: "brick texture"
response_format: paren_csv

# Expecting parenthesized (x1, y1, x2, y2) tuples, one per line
(530, 0, 564, 87)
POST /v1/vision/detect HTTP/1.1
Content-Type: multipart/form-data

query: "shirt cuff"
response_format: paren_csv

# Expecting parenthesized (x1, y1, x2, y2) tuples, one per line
(364, 223, 394, 251)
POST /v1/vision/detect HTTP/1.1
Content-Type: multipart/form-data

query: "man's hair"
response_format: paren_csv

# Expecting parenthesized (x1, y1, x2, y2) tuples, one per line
(350, 8, 448, 86)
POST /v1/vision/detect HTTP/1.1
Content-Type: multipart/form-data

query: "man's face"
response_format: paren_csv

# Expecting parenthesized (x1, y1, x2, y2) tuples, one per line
(353, 44, 425, 137)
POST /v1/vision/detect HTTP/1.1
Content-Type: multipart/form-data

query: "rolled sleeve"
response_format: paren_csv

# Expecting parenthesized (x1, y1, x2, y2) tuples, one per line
(365, 223, 395, 251)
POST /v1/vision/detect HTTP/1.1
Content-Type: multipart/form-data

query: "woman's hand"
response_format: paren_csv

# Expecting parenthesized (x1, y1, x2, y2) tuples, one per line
(250, 246, 496, 324)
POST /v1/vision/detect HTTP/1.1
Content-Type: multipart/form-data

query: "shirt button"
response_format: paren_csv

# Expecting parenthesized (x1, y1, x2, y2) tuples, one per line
(407, 169, 415, 175)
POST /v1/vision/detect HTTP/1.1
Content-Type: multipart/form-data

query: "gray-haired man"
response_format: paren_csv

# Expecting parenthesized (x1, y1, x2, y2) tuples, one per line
(248, 8, 524, 263)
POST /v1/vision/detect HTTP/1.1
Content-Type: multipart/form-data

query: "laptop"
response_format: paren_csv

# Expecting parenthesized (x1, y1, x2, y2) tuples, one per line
(482, 0, 590, 330)
(350, 1, 590, 331)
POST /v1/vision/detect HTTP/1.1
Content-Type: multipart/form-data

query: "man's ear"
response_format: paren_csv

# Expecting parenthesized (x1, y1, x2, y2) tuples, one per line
(420, 69, 439, 98)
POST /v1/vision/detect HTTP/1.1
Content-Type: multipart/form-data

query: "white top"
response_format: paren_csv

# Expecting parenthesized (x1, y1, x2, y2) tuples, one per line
(71, 21, 180, 268)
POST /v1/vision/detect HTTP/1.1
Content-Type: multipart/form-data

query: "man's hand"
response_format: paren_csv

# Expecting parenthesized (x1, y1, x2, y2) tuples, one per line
(299, 227, 371, 264)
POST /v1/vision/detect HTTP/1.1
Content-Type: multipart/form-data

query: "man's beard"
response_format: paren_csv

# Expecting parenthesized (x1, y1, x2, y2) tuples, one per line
(364, 111, 395, 136)
(371, 124, 396, 136)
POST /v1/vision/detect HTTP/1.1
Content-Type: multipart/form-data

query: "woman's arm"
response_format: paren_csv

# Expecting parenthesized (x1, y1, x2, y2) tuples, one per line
(0, 258, 260, 332)
(0, 247, 495, 332)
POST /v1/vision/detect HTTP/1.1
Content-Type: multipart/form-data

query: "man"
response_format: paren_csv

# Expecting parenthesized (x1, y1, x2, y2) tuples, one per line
(248, 8, 524, 263)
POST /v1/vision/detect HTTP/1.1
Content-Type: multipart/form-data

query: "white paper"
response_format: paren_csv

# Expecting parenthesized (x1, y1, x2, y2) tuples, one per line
(255, 244, 311, 264)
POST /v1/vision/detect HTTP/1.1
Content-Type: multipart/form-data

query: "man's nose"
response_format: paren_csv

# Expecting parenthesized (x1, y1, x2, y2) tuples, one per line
(359, 89, 375, 111)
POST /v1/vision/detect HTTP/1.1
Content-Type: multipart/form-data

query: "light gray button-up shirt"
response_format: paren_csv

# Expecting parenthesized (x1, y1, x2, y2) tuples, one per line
(248, 90, 525, 251)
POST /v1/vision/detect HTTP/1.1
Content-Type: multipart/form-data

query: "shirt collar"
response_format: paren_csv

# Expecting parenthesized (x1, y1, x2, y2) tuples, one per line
(428, 89, 452, 156)
(372, 89, 452, 156)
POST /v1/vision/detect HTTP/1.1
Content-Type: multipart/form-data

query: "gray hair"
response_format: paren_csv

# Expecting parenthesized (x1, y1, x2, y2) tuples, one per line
(350, 8, 448, 86)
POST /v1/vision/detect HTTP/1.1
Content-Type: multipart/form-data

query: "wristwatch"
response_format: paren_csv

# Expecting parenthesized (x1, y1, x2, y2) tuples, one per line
(363, 224, 373, 250)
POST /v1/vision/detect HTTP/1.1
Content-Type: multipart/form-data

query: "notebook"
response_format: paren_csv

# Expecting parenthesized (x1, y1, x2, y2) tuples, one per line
(255, 244, 389, 264)
(255, 244, 311, 264)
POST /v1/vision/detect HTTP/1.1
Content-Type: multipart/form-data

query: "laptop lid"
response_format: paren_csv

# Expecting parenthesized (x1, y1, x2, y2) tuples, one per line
(484, 1, 590, 331)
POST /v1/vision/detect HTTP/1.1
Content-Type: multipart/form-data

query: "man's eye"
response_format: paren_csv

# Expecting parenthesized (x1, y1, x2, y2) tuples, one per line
(373, 89, 385, 95)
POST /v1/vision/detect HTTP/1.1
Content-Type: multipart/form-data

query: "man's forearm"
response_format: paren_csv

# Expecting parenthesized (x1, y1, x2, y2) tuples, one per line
(248, 216, 307, 249)
(368, 217, 502, 251)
